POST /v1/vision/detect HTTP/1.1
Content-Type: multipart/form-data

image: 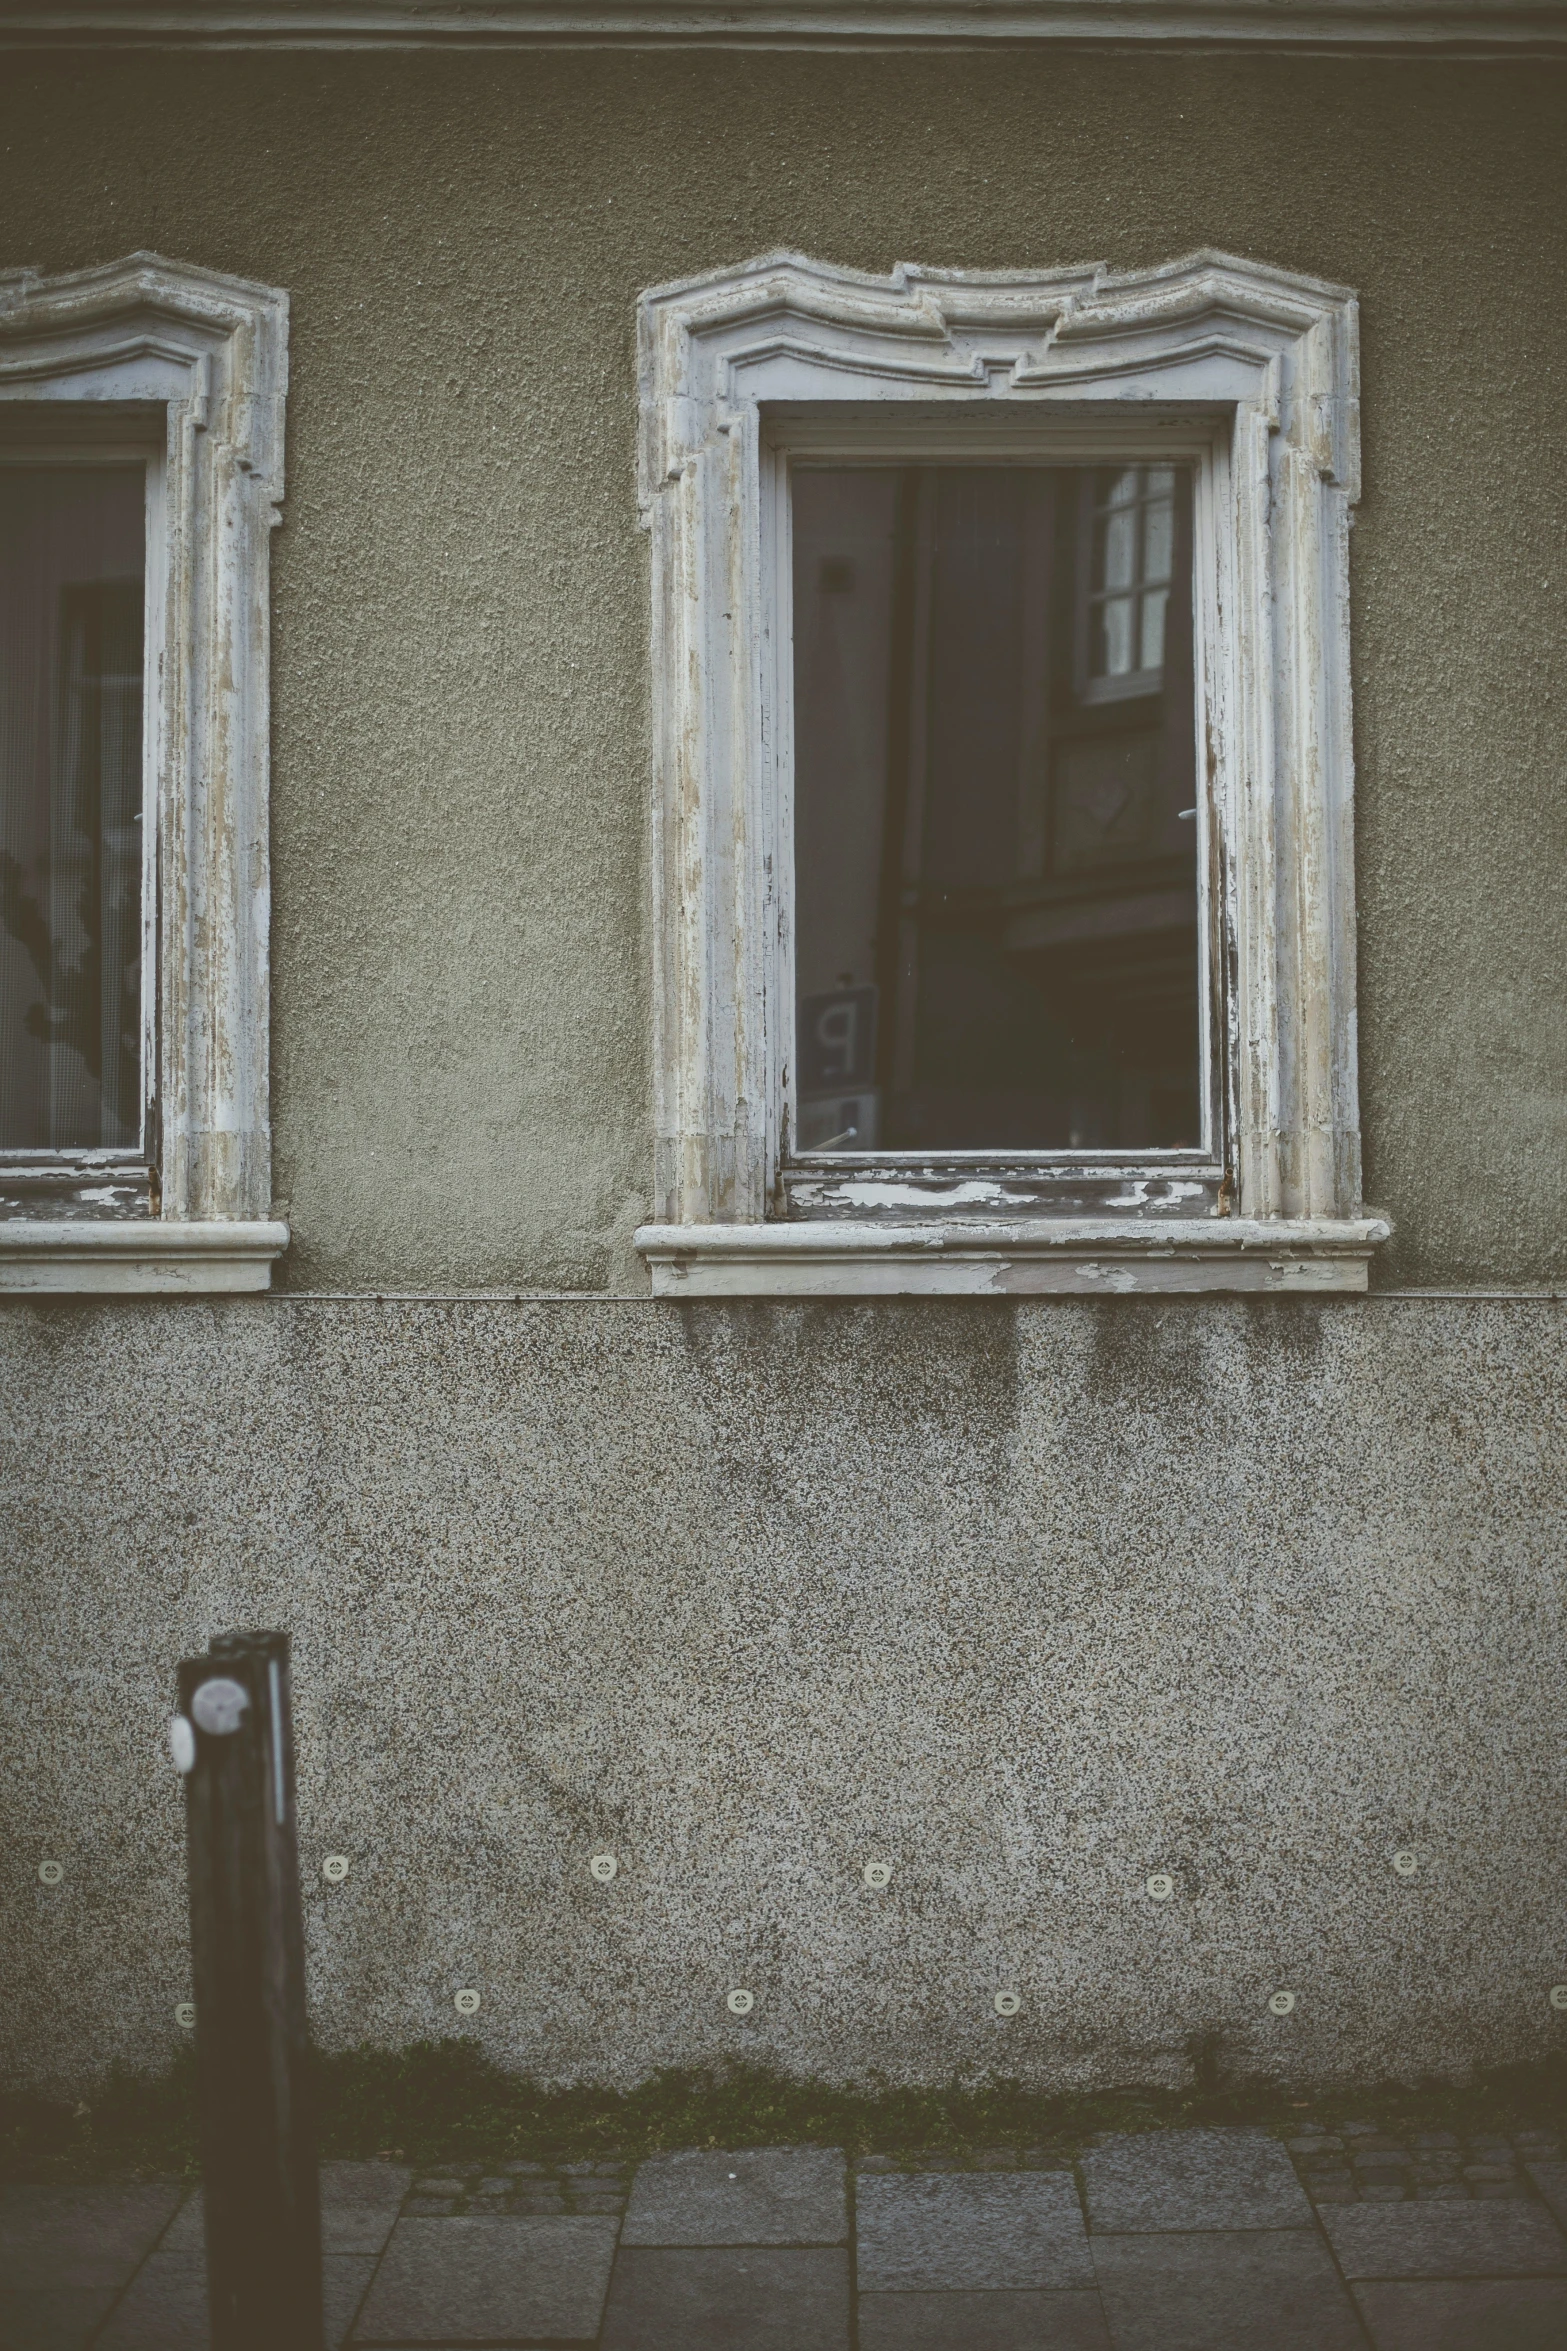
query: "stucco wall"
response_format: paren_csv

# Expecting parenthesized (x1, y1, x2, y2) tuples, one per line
(2, 52, 1564, 2099)
(2, 1296, 1563, 2094)
(0, 49, 1563, 1290)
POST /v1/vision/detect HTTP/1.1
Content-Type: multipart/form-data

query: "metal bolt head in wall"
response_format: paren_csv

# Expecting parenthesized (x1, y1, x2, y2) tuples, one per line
(168, 1716, 197, 1774)
(1146, 1874, 1174, 1901)
(191, 1677, 250, 1736)
(862, 1860, 893, 1889)
(994, 1990, 1022, 2016)
(37, 1860, 63, 1886)
(175, 2002, 196, 2028)
(1392, 1850, 1419, 1877)
(590, 1855, 618, 1882)
(727, 1989, 755, 2015)
(454, 1989, 481, 2017)
(322, 1856, 349, 1884)
(1269, 1990, 1297, 2015)
(1551, 1986, 1567, 2011)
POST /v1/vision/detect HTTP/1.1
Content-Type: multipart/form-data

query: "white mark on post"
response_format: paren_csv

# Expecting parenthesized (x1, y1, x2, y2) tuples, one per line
(994, 1990, 1022, 2017)
(37, 1860, 63, 1886)
(192, 1678, 249, 1736)
(168, 1717, 197, 1774)
(590, 1855, 618, 1882)
(175, 2001, 196, 2028)
(1551, 1986, 1567, 2011)
(727, 1989, 755, 2015)
(1269, 1990, 1297, 2015)
(322, 1856, 349, 1884)
(1392, 1850, 1419, 1877)
(1146, 1874, 1174, 1901)
(454, 1989, 481, 2016)
(862, 1860, 893, 1889)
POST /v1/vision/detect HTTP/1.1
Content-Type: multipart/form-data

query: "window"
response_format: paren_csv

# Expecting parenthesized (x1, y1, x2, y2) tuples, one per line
(635, 249, 1388, 1294)
(0, 254, 289, 1291)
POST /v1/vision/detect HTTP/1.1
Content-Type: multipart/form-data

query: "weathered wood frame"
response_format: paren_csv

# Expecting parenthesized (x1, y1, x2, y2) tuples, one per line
(634, 247, 1389, 1295)
(0, 253, 289, 1291)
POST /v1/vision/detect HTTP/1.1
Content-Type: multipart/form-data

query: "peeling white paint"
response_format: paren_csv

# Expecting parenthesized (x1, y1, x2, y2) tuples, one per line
(639, 248, 1378, 1292)
(831, 1179, 1030, 1210)
(0, 255, 289, 1291)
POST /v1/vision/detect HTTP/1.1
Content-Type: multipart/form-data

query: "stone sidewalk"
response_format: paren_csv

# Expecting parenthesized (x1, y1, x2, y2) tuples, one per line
(3, 2124, 1566, 2349)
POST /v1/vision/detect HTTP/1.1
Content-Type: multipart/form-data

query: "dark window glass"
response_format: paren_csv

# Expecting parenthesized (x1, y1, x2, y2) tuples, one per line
(792, 463, 1199, 1153)
(0, 466, 145, 1151)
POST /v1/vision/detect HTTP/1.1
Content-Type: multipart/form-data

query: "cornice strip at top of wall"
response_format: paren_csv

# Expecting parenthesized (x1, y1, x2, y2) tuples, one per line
(3, 0, 1567, 49)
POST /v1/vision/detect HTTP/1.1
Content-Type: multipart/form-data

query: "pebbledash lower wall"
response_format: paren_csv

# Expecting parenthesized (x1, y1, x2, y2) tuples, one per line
(2, 1292, 1563, 2097)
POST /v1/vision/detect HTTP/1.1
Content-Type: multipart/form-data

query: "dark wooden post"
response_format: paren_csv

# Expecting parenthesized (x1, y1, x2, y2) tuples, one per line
(175, 1629, 324, 2351)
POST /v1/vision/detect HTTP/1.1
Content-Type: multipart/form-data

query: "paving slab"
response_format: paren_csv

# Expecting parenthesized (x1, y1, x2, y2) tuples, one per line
(1080, 2129, 1312, 2233)
(94, 2244, 374, 2350)
(154, 2195, 204, 2257)
(322, 2256, 379, 2346)
(1525, 2162, 1567, 2231)
(0, 2288, 116, 2350)
(161, 2166, 408, 2262)
(1092, 2230, 1363, 2350)
(856, 2173, 1094, 2292)
(94, 2248, 205, 2351)
(858, 2286, 1112, 2348)
(0, 2187, 181, 2292)
(1321, 2199, 1567, 2278)
(599, 2246, 850, 2349)
(1353, 2276, 1567, 2348)
(352, 2214, 618, 2343)
(97, 2244, 376, 2351)
(620, 2148, 846, 2246)
(319, 2164, 414, 2256)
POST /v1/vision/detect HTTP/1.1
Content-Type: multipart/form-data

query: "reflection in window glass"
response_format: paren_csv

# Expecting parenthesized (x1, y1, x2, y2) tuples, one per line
(792, 463, 1198, 1154)
(1089, 463, 1176, 687)
(0, 467, 145, 1151)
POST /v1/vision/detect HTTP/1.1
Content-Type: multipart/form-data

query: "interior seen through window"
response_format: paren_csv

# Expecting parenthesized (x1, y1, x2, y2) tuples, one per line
(791, 461, 1199, 1156)
(0, 464, 145, 1154)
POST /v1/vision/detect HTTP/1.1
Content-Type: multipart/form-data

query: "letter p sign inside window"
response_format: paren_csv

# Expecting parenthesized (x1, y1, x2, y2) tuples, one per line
(799, 985, 877, 1093)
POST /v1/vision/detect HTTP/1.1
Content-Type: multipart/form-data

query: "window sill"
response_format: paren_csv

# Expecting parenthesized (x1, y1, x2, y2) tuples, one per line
(0, 1220, 290, 1294)
(635, 1217, 1391, 1297)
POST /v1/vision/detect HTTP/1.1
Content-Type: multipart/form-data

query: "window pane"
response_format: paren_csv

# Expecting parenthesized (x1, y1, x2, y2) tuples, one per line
(1143, 493, 1174, 586)
(1140, 585, 1168, 674)
(1100, 593, 1135, 677)
(793, 463, 1199, 1153)
(0, 467, 145, 1151)
(1101, 503, 1137, 592)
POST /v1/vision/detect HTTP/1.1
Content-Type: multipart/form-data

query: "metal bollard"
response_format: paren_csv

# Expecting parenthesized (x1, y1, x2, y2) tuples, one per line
(173, 1630, 324, 2351)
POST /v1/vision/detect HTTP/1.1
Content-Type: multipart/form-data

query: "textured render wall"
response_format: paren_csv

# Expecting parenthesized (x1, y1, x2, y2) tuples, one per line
(2, 1296, 1564, 2095)
(1, 54, 1565, 2098)
(0, 50, 1563, 1289)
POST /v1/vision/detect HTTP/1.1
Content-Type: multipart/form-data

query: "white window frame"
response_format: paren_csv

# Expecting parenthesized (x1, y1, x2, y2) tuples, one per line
(634, 247, 1389, 1296)
(0, 252, 289, 1291)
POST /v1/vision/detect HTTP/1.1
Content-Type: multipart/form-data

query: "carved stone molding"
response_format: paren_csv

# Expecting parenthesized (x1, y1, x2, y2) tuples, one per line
(635, 247, 1383, 1293)
(0, 252, 289, 1290)
(638, 1214, 1392, 1295)
(1, 1, 1563, 52)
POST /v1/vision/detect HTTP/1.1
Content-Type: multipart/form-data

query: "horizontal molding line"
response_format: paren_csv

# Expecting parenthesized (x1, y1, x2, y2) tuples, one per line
(284, 1285, 1564, 1300)
(0, 1219, 290, 1294)
(3, 4, 1567, 48)
(2, 1285, 1558, 1303)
